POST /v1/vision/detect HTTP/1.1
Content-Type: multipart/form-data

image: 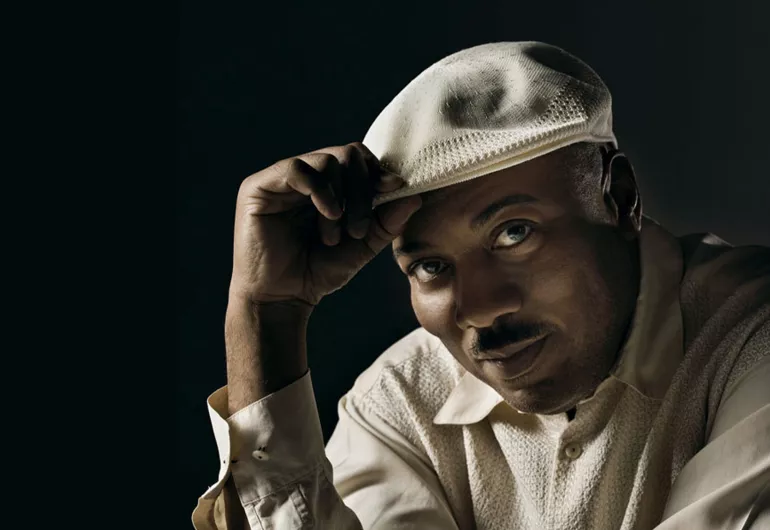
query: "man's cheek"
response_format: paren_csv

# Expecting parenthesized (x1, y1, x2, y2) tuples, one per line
(412, 292, 460, 344)
(411, 294, 444, 334)
(528, 259, 580, 309)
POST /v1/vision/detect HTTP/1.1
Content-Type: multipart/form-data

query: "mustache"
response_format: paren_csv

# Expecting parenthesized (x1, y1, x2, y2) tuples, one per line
(470, 321, 552, 356)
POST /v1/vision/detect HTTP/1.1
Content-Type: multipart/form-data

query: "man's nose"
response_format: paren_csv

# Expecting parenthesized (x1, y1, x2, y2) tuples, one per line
(454, 260, 523, 330)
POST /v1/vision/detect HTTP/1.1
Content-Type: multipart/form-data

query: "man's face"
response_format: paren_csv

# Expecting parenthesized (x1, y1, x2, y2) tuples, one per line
(392, 148, 640, 415)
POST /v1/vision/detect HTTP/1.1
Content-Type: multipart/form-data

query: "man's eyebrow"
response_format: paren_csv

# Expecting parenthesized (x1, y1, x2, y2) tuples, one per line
(391, 193, 539, 263)
(470, 193, 538, 231)
(392, 241, 433, 262)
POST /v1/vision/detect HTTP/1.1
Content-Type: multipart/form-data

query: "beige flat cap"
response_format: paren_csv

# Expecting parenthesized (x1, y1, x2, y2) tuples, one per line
(364, 41, 617, 206)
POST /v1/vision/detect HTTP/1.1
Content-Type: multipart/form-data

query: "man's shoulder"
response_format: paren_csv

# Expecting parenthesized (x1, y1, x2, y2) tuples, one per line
(679, 232, 770, 280)
(673, 231, 770, 376)
(678, 231, 770, 318)
(346, 327, 464, 413)
(672, 232, 770, 425)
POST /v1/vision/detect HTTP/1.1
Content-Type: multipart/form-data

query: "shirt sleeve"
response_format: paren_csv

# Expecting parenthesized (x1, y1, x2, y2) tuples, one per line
(191, 371, 458, 530)
(655, 323, 770, 530)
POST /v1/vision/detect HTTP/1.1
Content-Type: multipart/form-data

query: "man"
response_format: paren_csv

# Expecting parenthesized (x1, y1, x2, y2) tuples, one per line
(192, 42, 770, 529)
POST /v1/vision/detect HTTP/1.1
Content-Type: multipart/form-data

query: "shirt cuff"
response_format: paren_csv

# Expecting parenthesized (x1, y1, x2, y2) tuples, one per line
(219, 371, 327, 506)
(199, 385, 235, 500)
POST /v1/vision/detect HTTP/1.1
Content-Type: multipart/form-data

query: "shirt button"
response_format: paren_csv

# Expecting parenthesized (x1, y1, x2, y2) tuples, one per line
(564, 443, 582, 460)
(252, 446, 270, 461)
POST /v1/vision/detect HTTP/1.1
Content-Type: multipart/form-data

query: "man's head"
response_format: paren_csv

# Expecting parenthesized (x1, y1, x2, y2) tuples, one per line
(392, 142, 642, 414)
(365, 41, 640, 414)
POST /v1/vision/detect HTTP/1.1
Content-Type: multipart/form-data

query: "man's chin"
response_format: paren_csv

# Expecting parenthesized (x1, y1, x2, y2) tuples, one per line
(497, 379, 580, 416)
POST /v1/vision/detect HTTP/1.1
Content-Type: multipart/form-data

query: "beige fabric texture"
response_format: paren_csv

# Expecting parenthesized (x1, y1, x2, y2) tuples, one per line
(192, 218, 770, 529)
(364, 41, 617, 207)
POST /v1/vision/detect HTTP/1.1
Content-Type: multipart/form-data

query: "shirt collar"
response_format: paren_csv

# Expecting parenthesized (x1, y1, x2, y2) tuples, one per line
(433, 216, 684, 426)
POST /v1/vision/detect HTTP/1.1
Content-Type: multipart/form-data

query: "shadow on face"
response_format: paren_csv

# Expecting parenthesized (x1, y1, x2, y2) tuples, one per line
(391, 146, 641, 414)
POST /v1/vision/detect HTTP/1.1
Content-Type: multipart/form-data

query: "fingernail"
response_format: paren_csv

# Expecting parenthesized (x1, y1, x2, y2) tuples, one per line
(329, 203, 343, 219)
(381, 173, 405, 185)
(406, 195, 422, 214)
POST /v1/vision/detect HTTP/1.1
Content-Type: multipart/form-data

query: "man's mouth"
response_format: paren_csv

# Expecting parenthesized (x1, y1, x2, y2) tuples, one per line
(474, 334, 546, 361)
(477, 335, 548, 381)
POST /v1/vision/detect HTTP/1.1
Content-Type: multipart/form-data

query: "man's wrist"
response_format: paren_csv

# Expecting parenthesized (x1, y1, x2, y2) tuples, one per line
(226, 293, 314, 323)
(225, 295, 313, 413)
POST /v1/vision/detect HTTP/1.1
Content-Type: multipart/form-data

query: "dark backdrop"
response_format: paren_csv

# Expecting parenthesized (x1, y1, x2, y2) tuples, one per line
(177, 0, 769, 525)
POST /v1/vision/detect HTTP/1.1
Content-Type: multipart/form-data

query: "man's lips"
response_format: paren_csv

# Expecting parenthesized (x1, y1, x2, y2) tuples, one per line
(476, 335, 549, 381)
(474, 334, 548, 361)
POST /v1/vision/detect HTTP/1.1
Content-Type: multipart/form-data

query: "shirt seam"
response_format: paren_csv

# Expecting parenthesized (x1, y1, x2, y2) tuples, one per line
(242, 461, 326, 506)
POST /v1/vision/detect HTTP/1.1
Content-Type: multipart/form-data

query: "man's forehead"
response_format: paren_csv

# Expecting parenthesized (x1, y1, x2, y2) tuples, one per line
(420, 185, 455, 206)
(390, 150, 577, 257)
(418, 149, 567, 206)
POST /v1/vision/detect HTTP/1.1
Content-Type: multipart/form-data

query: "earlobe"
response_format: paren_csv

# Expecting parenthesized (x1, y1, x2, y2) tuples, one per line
(624, 211, 642, 240)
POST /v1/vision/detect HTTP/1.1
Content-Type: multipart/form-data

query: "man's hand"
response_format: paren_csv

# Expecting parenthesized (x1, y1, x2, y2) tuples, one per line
(225, 142, 422, 413)
(230, 142, 422, 307)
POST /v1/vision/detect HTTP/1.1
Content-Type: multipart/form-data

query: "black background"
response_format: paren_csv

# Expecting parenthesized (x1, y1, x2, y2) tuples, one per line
(177, 0, 769, 525)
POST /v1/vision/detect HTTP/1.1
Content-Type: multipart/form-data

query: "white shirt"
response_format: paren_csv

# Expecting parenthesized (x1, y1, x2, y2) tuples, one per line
(192, 218, 770, 529)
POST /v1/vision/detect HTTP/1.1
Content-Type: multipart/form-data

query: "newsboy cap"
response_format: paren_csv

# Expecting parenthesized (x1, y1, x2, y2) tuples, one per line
(364, 41, 617, 206)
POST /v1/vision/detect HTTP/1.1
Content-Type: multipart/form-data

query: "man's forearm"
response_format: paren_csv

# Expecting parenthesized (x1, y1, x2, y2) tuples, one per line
(225, 296, 313, 415)
(223, 296, 313, 530)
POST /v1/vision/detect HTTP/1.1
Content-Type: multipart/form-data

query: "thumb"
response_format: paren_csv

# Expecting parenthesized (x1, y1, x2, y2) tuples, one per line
(365, 194, 423, 253)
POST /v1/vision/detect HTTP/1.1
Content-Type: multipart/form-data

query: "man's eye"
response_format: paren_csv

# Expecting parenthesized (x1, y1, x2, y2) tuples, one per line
(493, 222, 533, 249)
(408, 260, 447, 282)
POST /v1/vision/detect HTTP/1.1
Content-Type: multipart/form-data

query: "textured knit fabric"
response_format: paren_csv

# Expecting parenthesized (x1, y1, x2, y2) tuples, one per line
(192, 218, 770, 530)
(364, 42, 617, 207)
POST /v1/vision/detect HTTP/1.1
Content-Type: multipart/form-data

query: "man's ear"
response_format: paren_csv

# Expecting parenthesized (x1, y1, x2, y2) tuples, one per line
(601, 150, 642, 238)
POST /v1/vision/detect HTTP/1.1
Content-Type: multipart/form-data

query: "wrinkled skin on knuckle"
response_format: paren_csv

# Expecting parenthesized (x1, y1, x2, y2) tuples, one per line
(242, 197, 272, 216)
(314, 153, 339, 173)
(349, 141, 377, 164)
(237, 172, 258, 199)
(324, 145, 362, 173)
(285, 157, 309, 178)
(341, 144, 361, 162)
(236, 174, 272, 215)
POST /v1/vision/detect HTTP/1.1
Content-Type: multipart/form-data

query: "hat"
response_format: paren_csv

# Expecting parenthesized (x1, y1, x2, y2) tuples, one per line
(364, 41, 617, 207)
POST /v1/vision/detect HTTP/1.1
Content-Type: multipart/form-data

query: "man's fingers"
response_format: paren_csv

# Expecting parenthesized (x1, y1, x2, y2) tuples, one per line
(246, 144, 410, 246)
(318, 210, 341, 246)
(242, 154, 344, 219)
(373, 171, 407, 193)
(348, 141, 382, 178)
(339, 145, 373, 239)
(305, 142, 406, 201)
(284, 158, 342, 220)
(348, 142, 407, 195)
